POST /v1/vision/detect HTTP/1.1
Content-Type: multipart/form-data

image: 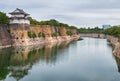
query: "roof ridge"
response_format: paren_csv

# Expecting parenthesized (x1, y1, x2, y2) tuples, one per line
(9, 8, 30, 15)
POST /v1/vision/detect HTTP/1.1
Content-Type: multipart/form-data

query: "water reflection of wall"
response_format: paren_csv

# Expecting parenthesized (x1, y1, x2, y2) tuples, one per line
(0, 41, 70, 81)
(0, 48, 13, 80)
(114, 56, 120, 73)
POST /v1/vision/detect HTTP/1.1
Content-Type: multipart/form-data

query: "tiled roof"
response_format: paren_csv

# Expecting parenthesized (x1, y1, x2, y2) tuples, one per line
(9, 8, 29, 15)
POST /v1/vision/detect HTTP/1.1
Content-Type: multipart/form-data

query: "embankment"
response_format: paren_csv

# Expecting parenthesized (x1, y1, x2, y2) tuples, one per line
(0, 25, 80, 48)
(0, 25, 13, 48)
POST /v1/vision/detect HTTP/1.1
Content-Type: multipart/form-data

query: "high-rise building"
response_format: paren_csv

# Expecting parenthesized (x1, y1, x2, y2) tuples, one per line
(102, 25, 111, 30)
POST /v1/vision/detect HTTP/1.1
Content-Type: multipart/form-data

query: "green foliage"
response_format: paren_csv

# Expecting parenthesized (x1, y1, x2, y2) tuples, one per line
(0, 12, 10, 25)
(27, 31, 36, 38)
(32, 33, 36, 38)
(69, 26, 77, 29)
(104, 26, 120, 37)
(42, 32, 45, 38)
(0, 68, 10, 80)
(47, 19, 59, 26)
(38, 32, 41, 38)
(30, 17, 39, 25)
(30, 18, 78, 29)
(39, 21, 48, 25)
(66, 31, 72, 36)
(78, 27, 104, 33)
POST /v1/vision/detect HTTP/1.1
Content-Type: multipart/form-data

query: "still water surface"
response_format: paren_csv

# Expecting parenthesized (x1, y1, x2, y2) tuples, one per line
(0, 37, 120, 81)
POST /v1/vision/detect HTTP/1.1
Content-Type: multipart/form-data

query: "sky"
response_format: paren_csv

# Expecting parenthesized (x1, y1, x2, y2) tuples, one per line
(0, 0, 120, 28)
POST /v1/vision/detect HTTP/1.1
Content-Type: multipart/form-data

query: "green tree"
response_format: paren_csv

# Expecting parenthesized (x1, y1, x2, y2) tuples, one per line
(30, 18, 39, 25)
(0, 12, 10, 25)
(47, 19, 59, 26)
(104, 26, 120, 37)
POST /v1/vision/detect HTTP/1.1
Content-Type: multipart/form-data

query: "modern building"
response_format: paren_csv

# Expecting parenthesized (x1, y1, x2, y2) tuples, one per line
(102, 25, 111, 30)
(9, 8, 30, 24)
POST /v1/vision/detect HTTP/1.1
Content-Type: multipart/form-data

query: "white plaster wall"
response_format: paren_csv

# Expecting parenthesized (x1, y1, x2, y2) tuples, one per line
(10, 19, 30, 24)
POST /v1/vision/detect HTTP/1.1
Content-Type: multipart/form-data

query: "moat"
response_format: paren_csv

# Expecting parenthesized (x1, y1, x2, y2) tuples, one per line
(0, 37, 120, 81)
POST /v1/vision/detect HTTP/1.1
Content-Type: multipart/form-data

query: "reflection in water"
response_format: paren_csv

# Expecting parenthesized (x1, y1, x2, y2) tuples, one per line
(114, 56, 120, 73)
(0, 41, 70, 81)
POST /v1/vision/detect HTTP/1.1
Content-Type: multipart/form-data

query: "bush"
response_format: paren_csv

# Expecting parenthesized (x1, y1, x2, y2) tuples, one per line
(38, 32, 41, 38)
(104, 26, 120, 37)
(66, 31, 72, 36)
(28, 31, 36, 38)
(28, 31, 32, 38)
(32, 33, 36, 38)
(42, 32, 45, 38)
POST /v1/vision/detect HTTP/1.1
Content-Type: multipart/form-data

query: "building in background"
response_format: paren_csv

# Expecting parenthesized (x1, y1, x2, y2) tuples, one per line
(102, 25, 111, 30)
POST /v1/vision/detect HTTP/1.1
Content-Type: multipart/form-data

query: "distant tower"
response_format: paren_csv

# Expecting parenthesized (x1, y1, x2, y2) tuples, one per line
(9, 8, 30, 25)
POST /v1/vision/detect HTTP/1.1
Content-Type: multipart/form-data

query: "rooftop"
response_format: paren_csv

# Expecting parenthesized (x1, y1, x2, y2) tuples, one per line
(9, 8, 30, 15)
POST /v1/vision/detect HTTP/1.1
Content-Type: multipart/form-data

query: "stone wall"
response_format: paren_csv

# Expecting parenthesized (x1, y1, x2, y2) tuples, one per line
(70, 29, 77, 35)
(59, 27, 67, 36)
(0, 24, 80, 47)
(30, 25, 42, 37)
(41, 25, 52, 37)
(0, 25, 12, 48)
(79, 33, 105, 38)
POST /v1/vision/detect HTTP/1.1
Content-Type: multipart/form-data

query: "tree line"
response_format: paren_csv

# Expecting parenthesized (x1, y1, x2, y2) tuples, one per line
(77, 27, 104, 33)
(30, 18, 77, 29)
(104, 26, 120, 37)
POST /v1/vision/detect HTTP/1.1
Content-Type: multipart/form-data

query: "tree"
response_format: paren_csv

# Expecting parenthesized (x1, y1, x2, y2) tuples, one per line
(47, 19, 59, 26)
(0, 12, 10, 25)
(30, 18, 39, 25)
(104, 26, 120, 37)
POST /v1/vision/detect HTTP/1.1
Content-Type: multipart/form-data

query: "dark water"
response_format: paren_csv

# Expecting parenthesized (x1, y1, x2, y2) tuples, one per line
(0, 37, 120, 81)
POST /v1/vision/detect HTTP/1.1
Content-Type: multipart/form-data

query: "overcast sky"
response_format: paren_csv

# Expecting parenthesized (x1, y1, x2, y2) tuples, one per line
(0, 0, 120, 28)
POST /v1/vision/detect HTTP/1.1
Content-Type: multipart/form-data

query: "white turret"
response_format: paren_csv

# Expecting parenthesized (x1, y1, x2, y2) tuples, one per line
(9, 8, 30, 24)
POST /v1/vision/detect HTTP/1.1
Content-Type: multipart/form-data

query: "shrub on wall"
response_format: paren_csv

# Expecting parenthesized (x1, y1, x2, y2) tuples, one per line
(32, 33, 36, 39)
(38, 32, 41, 38)
(28, 31, 36, 38)
(42, 32, 45, 38)
(28, 31, 32, 38)
(66, 31, 72, 36)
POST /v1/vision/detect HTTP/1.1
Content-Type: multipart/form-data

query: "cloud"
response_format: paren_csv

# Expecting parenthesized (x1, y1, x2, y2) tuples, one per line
(0, 0, 120, 28)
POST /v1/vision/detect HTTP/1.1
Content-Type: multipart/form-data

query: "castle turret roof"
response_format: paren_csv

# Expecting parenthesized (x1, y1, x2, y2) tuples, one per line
(9, 8, 29, 15)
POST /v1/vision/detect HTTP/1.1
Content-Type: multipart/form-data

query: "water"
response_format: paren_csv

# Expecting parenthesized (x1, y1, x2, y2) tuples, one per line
(0, 37, 120, 81)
